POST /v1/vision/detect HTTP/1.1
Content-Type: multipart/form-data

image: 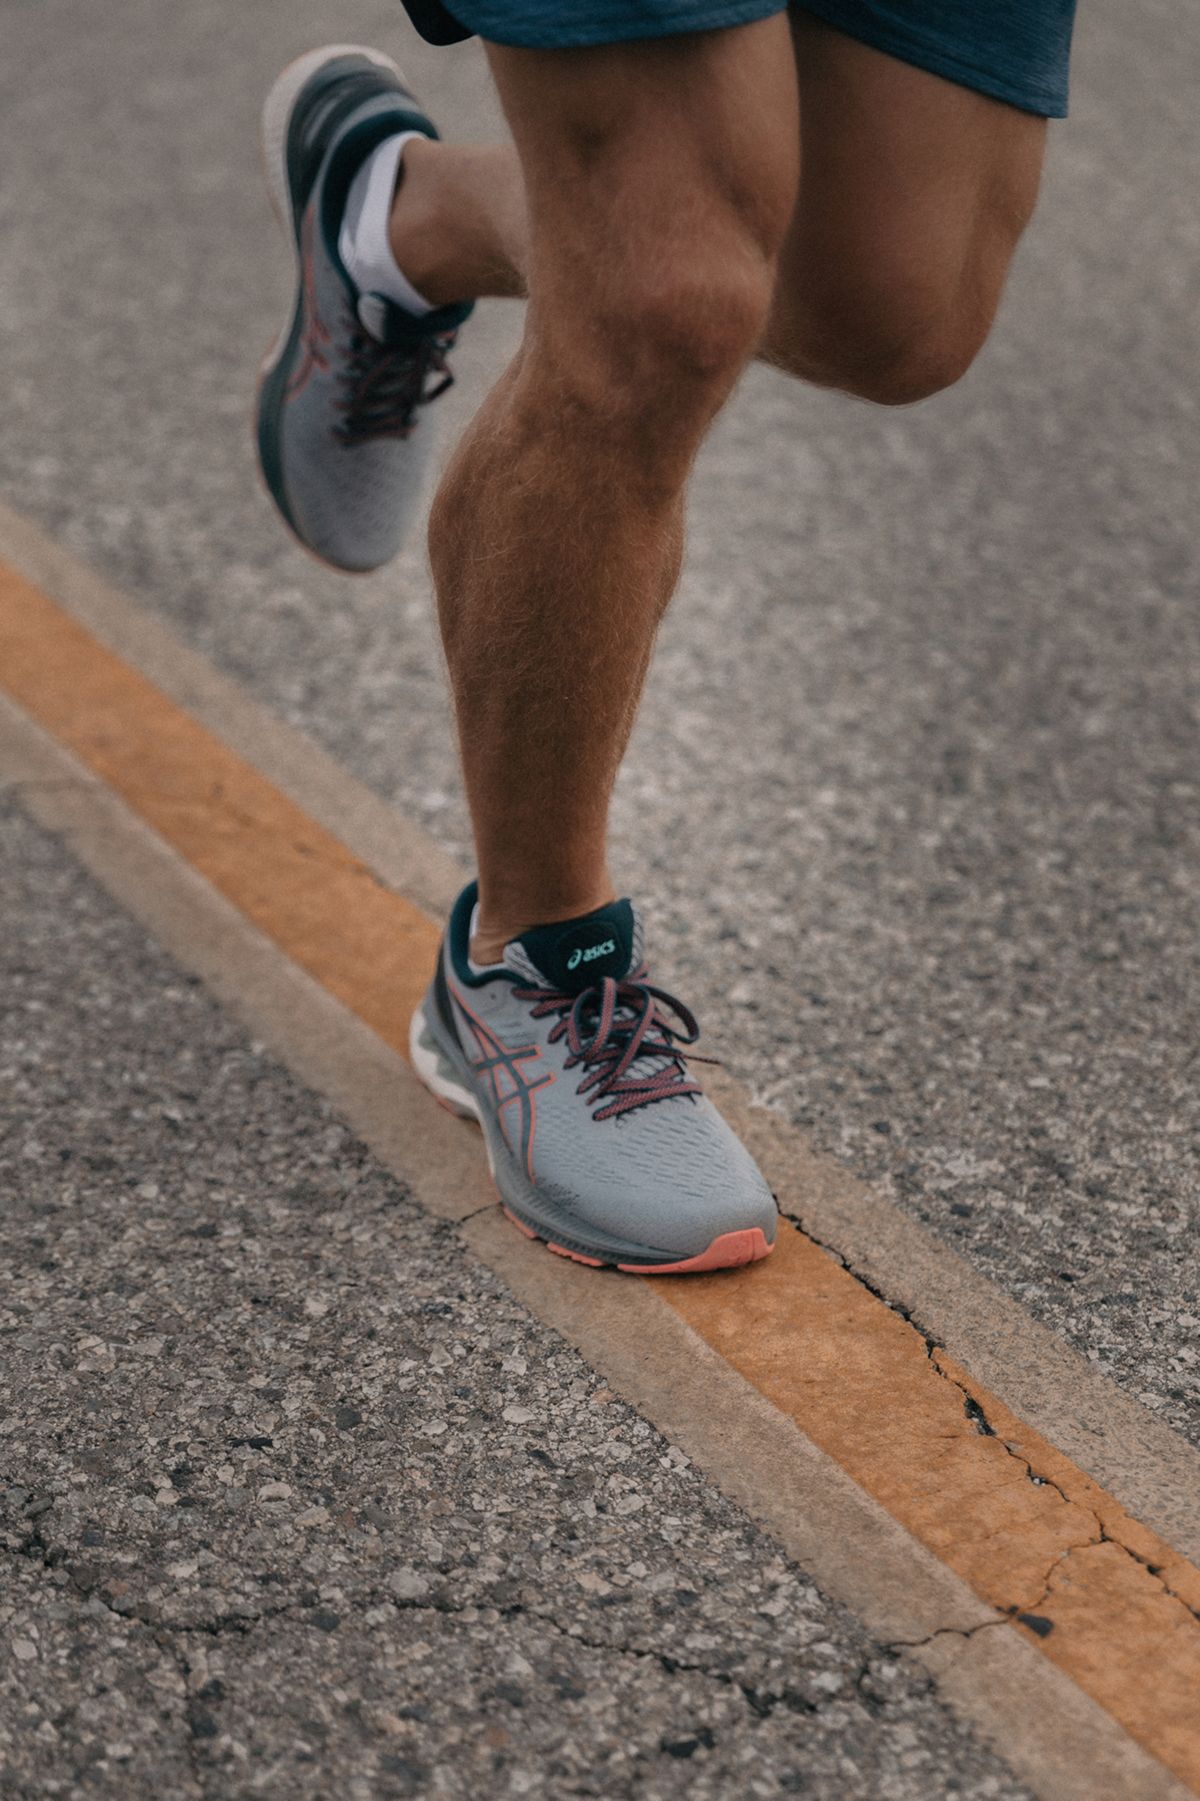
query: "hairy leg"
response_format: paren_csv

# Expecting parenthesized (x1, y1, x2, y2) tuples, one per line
(762, 13, 1047, 401)
(426, 22, 799, 961)
(394, 15, 1045, 402)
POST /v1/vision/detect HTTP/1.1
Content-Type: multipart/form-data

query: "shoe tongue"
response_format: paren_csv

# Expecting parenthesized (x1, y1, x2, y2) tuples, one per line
(504, 899, 639, 994)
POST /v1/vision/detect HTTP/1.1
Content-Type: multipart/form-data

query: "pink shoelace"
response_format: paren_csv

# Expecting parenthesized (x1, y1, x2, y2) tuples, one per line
(513, 965, 706, 1122)
(334, 315, 458, 444)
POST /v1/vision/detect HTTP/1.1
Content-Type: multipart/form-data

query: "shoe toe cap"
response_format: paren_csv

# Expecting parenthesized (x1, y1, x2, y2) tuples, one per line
(564, 1098, 778, 1262)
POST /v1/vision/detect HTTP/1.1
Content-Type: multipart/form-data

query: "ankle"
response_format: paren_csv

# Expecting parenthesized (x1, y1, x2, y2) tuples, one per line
(389, 139, 526, 306)
(385, 138, 446, 303)
(471, 885, 618, 968)
(469, 927, 514, 968)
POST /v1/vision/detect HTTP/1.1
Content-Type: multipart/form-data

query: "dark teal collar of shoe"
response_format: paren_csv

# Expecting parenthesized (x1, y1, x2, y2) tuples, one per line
(514, 900, 636, 995)
(356, 290, 474, 346)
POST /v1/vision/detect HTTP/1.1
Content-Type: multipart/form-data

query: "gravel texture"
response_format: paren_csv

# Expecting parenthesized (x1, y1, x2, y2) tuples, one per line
(0, 0, 1195, 1445)
(0, 798, 1033, 1797)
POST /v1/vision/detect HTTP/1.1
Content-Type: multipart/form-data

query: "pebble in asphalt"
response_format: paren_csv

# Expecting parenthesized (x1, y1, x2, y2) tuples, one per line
(0, 798, 1035, 1797)
(0, 0, 1195, 1450)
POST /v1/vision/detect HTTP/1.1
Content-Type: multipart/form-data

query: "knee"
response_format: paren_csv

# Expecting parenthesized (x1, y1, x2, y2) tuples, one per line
(837, 308, 989, 405)
(619, 254, 777, 392)
(520, 87, 797, 440)
(531, 183, 787, 437)
(525, 246, 777, 471)
(770, 263, 1002, 406)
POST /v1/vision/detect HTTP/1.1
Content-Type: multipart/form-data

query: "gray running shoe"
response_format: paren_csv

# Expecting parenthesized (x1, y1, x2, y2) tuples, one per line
(256, 45, 472, 572)
(410, 883, 777, 1273)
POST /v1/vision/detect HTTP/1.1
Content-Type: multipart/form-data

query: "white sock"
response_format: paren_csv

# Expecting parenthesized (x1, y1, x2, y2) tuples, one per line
(467, 902, 507, 975)
(338, 132, 434, 318)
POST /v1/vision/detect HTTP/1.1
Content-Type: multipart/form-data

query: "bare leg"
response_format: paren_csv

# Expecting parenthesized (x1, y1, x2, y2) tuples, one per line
(390, 138, 528, 302)
(761, 16, 1047, 401)
(393, 18, 1045, 403)
(425, 23, 799, 963)
(414, 23, 1045, 963)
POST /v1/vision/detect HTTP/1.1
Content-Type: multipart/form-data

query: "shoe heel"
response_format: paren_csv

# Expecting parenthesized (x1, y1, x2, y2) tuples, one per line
(259, 44, 406, 235)
(409, 1003, 480, 1122)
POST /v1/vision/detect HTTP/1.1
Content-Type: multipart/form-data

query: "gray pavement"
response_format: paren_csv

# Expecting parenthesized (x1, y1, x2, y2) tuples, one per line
(2, 0, 1199, 1792)
(0, 797, 1030, 1798)
(1, 0, 1197, 1446)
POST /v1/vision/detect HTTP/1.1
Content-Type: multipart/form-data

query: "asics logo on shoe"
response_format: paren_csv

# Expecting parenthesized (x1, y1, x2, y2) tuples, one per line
(410, 882, 778, 1271)
(566, 939, 617, 971)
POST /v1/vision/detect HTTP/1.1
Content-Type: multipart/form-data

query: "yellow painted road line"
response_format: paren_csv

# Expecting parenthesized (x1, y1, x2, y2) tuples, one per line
(0, 565, 440, 1053)
(2, 556, 1199, 1792)
(2, 494, 1193, 1566)
(659, 1228, 1200, 1790)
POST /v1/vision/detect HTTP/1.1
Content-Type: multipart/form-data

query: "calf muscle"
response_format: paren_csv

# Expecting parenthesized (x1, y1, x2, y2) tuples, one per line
(428, 22, 797, 961)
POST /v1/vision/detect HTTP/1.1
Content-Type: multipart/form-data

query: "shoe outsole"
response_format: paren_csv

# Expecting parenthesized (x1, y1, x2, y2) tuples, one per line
(254, 43, 408, 576)
(409, 1002, 775, 1277)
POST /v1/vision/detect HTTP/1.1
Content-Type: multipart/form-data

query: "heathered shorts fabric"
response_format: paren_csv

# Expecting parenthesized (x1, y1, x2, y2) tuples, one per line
(796, 0, 1076, 116)
(400, 0, 1076, 117)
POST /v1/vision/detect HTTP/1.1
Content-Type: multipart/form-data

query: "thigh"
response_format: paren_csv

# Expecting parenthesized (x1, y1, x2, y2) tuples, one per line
(772, 13, 1047, 370)
(485, 21, 801, 287)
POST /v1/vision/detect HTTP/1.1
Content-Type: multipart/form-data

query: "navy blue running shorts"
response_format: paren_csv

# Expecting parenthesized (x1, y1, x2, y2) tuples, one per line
(400, 0, 1077, 118)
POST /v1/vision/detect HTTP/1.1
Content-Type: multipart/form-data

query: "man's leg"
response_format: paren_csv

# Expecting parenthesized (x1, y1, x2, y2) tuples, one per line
(761, 14, 1047, 402)
(425, 22, 800, 962)
(391, 17, 1045, 405)
(388, 137, 529, 303)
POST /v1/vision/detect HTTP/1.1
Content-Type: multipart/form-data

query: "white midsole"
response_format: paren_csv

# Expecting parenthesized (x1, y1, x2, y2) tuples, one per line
(409, 1004, 482, 1124)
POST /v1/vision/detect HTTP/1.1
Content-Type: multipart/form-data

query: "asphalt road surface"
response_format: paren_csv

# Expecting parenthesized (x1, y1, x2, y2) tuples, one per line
(1, 0, 1197, 1794)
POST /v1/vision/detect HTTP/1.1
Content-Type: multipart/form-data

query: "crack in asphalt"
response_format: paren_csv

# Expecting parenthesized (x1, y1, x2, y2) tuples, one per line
(381, 1590, 928, 1728)
(2, 1518, 897, 1748)
(884, 1616, 1010, 1652)
(781, 1204, 1200, 1632)
(4, 1520, 207, 1795)
(1094, 1526, 1200, 1629)
(455, 1197, 500, 1225)
(7, 1205, 1199, 1784)
(163, 1635, 208, 1801)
